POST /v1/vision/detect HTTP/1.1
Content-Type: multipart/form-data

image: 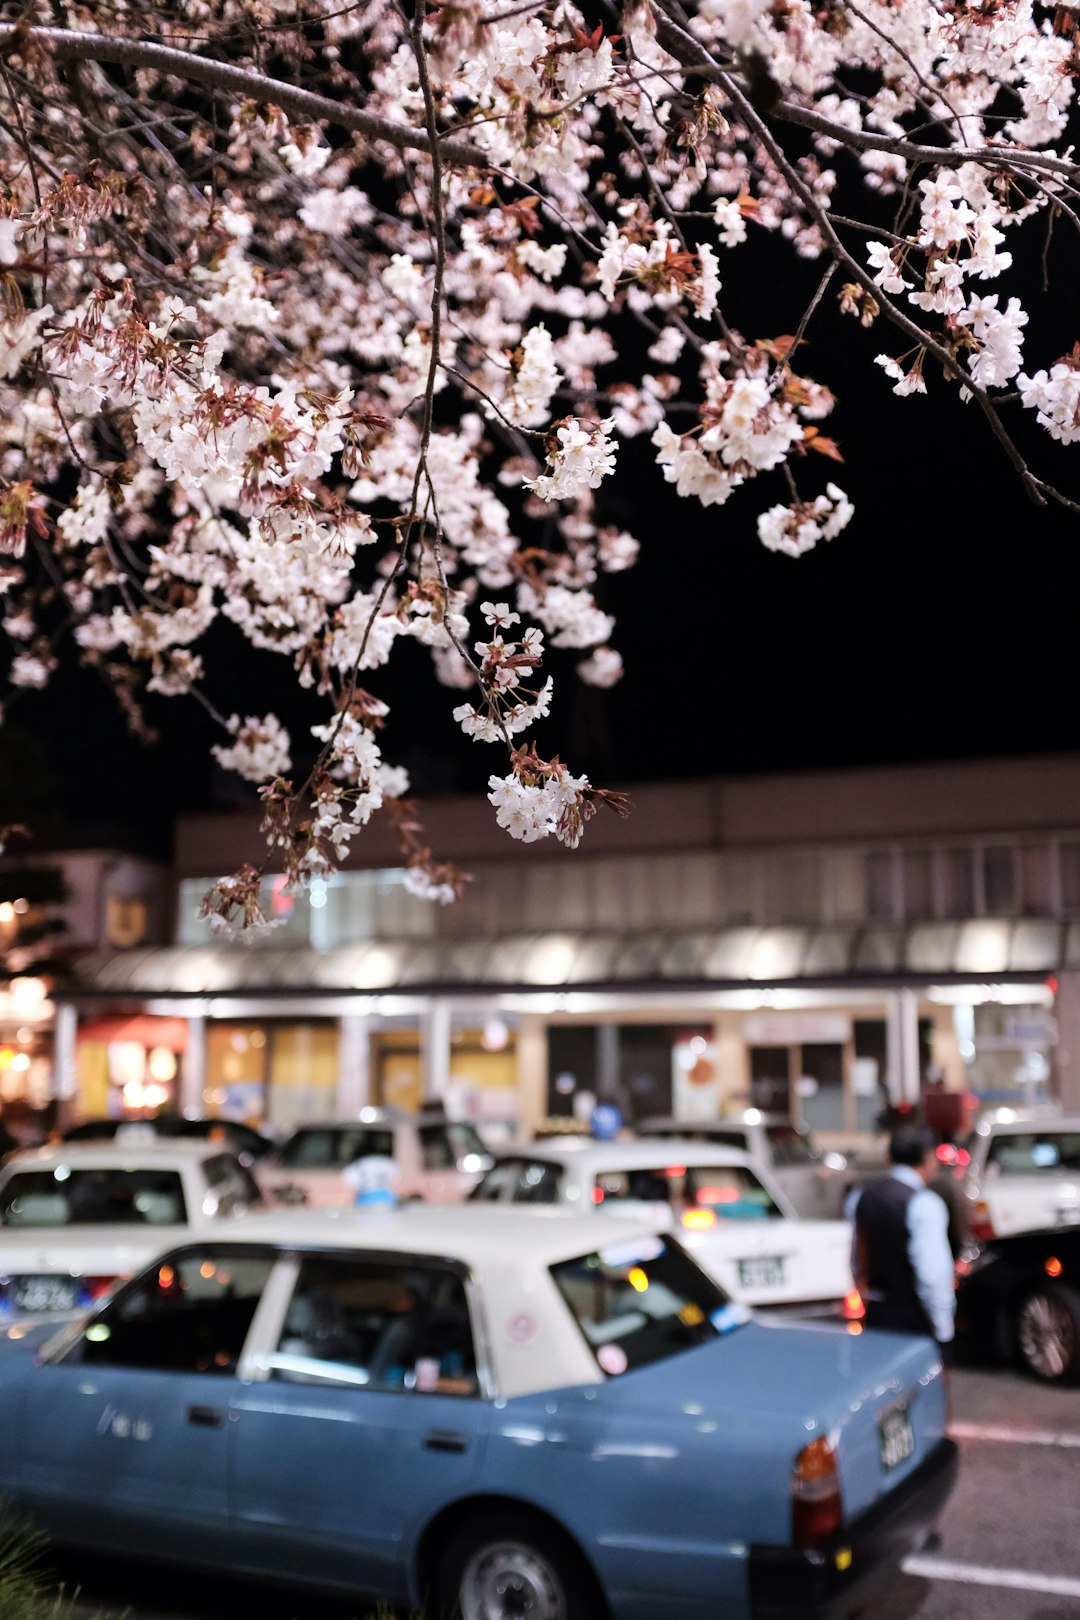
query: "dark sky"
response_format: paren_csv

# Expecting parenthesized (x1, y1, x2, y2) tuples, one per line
(7, 219, 1079, 853)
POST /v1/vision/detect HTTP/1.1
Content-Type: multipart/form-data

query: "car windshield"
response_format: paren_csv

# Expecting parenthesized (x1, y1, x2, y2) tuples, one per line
(0, 1167, 188, 1226)
(417, 1122, 489, 1170)
(984, 1132, 1080, 1176)
(469, 1158, 563, 1203)
(764, 1124, 816, 1165)
(277, 1128, 394, 1169)
(550, 1234, 742, 1375)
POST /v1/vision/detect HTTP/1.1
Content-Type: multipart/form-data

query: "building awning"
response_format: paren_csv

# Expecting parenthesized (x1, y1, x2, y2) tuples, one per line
(55, 920, 1071, 1000)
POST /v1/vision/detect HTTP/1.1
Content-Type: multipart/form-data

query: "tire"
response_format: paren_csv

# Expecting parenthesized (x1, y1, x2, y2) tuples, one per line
(1016, 1283, 1080, 1383)
(437, 1510, 603, 1620)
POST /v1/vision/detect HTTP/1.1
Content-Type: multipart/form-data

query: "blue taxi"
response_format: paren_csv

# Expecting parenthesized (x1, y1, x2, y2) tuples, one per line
(0, 1204, 957, 1619)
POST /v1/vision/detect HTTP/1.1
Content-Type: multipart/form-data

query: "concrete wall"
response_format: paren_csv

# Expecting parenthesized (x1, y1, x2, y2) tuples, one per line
(174, 753, 1080, 877)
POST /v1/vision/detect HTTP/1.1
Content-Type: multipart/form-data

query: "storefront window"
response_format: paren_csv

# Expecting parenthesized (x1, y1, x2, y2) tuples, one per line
(983, 848, 1016, 915)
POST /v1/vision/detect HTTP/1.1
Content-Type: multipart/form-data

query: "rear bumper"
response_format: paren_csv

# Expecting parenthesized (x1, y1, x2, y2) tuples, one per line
(747, 1437, 959, 1619)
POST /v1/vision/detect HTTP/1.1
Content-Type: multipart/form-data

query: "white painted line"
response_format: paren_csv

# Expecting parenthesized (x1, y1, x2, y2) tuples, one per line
(902, 1555, 1080, 1600)
(950, 1420, 1080, 1448)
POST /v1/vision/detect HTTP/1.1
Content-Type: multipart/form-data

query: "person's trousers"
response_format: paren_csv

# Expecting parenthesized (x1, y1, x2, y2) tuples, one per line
(865, 1297, 953, 1364)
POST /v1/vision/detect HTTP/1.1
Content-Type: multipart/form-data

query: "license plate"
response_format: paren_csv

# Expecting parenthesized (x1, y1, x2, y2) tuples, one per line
(737, 1255, 785, 1289)
(879, 1403, 915, 1471)
(11, 1275, 78, 1314)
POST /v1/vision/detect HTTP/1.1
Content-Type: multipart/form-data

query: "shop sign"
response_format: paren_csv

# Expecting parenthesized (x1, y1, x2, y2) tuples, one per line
(105, 895, 147, 947)
(1004, 1014, 1057, 1045)
(743, 1012, 852, 1045)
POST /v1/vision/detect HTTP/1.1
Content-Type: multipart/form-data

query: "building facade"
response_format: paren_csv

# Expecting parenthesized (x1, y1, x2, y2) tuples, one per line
(46, 754, 1080, 1146)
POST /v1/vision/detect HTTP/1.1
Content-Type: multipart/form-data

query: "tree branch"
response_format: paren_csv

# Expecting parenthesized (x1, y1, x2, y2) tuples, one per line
(0, 24, 489, 168)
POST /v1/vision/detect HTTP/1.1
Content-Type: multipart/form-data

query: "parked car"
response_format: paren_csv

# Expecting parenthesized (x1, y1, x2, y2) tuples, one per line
(60, 1115, 276, 1168)
(963, 1113, 1080, 1240)
(956, 1223, 1080, 1383)
(636, 1110, 849, 1218)
(0, 1139, 265, 1321)
(259, 1108, 494, 1207)
(0, 1203, 957, 1619)
(470, 1138, 855, 1316)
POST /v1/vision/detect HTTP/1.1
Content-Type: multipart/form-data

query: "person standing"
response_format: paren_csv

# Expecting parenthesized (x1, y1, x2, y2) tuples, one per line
(850, 1125, 956, 1357)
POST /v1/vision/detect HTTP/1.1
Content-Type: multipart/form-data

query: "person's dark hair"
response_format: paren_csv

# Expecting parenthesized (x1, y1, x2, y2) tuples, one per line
(889, 1125, 936, 1167)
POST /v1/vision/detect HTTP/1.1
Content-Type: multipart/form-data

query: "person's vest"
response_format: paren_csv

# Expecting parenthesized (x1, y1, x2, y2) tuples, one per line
(855, 1175, 922, 1310)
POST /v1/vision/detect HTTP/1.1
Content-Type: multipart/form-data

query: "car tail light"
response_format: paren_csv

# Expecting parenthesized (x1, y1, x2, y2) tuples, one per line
(681, 1207, 716, 1231)
(842, 1290, 865, 1321)
(970, 1202, 994, 1243)
(792, 1436, 842, 1546)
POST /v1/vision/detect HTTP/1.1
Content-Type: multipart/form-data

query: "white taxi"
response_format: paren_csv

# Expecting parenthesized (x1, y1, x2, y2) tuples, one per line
(259, 1108, 493, 1208)
(0, 1136, 265, 1321)
(965, 1113, 1080, 1239)
(470, 1139, 855, 1316)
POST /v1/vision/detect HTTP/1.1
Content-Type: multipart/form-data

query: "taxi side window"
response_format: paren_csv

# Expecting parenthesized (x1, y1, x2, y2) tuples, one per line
(77, 1250, 275, 1374)
(271, 1258, 478, 1397)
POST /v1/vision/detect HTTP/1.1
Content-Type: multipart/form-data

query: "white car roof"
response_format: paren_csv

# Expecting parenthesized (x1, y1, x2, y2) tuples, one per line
(0, 1140, 229, 1174)
(640, 1112, 799, 1130)
(279, 1114, 452, 1134)
(976, 1115, 1080, 1136)
(512, 1138, 760, 1170)
(193, 1203, 662, 1270)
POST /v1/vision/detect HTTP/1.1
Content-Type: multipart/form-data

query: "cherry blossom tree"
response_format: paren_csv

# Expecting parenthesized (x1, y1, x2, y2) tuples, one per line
(0, 0, 1076, 929)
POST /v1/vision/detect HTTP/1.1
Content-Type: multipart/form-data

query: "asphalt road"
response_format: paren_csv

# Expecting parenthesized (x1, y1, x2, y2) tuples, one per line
(50, 1363, 1080, 1620)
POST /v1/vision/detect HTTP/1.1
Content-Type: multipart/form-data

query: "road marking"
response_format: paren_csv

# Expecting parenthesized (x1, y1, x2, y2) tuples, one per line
(902, 1555, 1080, 1599)
(950, 1420, 1080, 1448)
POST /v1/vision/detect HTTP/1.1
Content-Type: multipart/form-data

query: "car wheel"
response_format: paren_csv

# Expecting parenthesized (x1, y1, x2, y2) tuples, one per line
(1016, 1284, 1080, 1382)
(438, 1512, 603, 1620)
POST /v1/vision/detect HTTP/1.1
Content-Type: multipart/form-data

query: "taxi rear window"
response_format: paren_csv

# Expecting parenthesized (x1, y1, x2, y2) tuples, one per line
(593, 1164, 781, 1219)
(985, 1132, 1080, 1176)
(550, 1235, 743, 1375)
(0, 1167, 187, 1226)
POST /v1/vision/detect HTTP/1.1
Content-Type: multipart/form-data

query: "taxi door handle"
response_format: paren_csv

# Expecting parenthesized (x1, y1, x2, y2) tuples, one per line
(187, 1405, 226, 1428)
(424, 1429, 468, 1454)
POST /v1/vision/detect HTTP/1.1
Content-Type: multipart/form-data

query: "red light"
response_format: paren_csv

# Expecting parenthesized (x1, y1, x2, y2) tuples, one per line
(591, 1187, 605, 1204)
(842, 1290, 865, 1321)
(1046, 1257, 1064, 1278)
(698, 1185, 740, 1204)
(665, 1166, 686, 1179)
(83, 1275, 117, 1301)
(936, 1144, 957, 1165)
(792, 1437, 843, 1546)
(1047, 976, 1059, 995)
(956, 1148, 970, 1167)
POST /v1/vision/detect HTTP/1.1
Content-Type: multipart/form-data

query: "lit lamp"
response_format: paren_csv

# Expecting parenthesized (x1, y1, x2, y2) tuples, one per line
(10, 978, 48, 1018)
(147, 1047, 177, 1083)
(481, 1017, 510, 1052)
